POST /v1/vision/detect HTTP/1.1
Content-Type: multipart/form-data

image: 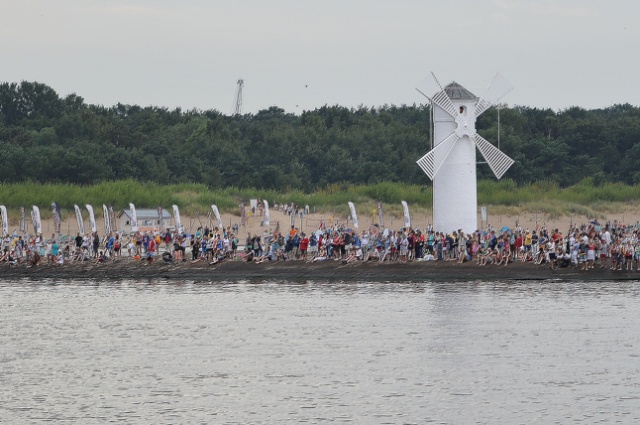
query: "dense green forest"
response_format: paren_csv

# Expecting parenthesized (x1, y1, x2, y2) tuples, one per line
(1, 81, 640, 190)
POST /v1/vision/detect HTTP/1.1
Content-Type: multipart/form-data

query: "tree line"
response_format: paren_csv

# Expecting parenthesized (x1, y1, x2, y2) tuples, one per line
(1, 81, 639, 190)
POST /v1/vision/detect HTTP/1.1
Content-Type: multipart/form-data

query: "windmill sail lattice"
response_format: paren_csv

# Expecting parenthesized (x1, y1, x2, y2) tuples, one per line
(416, 133, 460, 179)
(473, 134, 514, 179)
(475, 73, 514, 117)
(416, 72, 514, 180)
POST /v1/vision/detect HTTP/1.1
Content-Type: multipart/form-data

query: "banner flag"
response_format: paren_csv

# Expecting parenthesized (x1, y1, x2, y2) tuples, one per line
(348, 201, 359, 229)
(109, 205, 116, 231)
(32, 206, 42, 234)
(129, 203, 138, 232)
(103, 204, 111, 234)
(86, 205, 97, 233)
(20, 207, 26, 232)
(74, 204, 85, 234)
(51, 202, 62, 234)
(401, 201, 411, 229)
(211, 205, 223, 229)
(377, 201, 384, 227)
(263, 200, 270, 226)
(0, 205, 7, 236)
(172, 205, 183, 234)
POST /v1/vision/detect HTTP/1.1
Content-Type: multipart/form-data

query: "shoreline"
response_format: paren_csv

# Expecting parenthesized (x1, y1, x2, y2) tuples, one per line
(2, 259, 639, 283)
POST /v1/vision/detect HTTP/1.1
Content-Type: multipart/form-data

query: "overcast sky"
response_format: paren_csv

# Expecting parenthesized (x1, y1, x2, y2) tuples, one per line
(3, 0, 638, 114)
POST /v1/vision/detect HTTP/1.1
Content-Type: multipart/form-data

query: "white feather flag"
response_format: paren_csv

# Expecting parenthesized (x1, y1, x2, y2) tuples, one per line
(401, 201, 411, 228)
(263, 200, 270, 226)
(172, 205, 183, 234)
(74, 204, 85, 234)
(0, 205, 8, 236)
(86, 205, 97, 233)
(348, 201, 358, 229)
(103, 204, 111, 234)
(211, 205, 223, 229)
(32, 206, 42, 234)
(129, 203, 138, 232)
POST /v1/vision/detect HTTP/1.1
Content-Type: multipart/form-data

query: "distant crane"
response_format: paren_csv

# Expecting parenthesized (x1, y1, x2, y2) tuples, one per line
(231, 78, 244, 115)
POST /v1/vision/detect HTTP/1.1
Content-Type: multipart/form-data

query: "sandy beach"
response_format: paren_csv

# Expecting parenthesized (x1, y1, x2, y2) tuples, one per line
(11, 205, 640, 239)
(224, 208, 640, 237)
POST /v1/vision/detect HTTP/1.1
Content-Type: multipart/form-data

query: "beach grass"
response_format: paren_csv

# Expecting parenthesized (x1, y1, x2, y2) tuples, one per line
(0, 179, 638, 220)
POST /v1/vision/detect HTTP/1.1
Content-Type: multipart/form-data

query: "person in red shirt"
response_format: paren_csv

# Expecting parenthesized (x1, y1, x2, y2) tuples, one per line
(515, 232, 523, 261)
(147, 237, 156, 263)
(299, 233, 309, 260)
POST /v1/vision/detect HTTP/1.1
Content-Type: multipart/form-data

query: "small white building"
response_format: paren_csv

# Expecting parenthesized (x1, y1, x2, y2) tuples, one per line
(117, 208, 173, 233)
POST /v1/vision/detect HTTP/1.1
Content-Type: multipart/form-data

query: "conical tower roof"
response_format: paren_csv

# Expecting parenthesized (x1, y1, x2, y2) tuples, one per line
(444, 82, 477, 100)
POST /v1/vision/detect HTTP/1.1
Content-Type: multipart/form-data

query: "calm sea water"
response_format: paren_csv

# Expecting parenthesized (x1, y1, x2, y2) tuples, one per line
(1, 279, 639, 424)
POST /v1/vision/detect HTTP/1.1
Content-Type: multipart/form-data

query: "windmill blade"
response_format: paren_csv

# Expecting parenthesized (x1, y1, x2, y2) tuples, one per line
(473, 134, 514, 179)
(416, 72, 458, 117)
(416, 132, 460, 179)
(475, 73, 514, 117)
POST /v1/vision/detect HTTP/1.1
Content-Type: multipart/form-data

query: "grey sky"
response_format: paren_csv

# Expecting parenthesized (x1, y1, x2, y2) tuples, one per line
(3, 0, 638, 114)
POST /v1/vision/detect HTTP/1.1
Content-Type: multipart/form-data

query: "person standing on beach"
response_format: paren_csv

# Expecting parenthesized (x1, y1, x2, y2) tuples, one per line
(75, 233, 83, 255)
(457, 231, 467, 263)
(45, 237, 53, 264)
(52, 239, 59, 261)
(299, 232, 309, 260)
(191, 237, 200, 260)
(113, 234, 121, 258)
(399, 234, 409, 263)
(92, 232, 100, 258)
(15, 236, 24, 263)
(147, 236, 155, 262)
(132, 232, 139, 256)
(570, 232, 578, 267)
(164, 230, 172, 251)
(106, 233, 115, 257)
(524, 230, 532, 255)
(126, 236, 134, 257)
(142, 233, 150, 255)
(155, 233, 162, 252)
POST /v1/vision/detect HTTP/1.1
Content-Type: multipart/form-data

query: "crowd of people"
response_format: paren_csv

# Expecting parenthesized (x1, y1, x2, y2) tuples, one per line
(2, 219, 640, 272)
(239, 220, 640, 271)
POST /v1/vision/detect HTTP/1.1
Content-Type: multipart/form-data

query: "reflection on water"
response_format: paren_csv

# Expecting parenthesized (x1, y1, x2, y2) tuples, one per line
(1, 279, 639, 424)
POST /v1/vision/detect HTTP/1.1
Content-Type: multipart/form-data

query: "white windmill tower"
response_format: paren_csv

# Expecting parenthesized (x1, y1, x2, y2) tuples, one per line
(416, 72, 514, 234)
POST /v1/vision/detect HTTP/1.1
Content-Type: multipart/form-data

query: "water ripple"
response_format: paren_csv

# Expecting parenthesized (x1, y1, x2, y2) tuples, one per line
(1, 279, 639, 423)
